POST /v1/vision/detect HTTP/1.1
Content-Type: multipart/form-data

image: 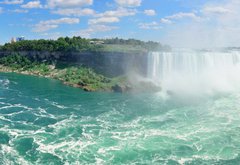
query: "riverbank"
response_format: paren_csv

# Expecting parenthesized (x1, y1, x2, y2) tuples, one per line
(0, 65, 162, 93)
(0, 54, 130, 92)
(0, 64, 131, 92)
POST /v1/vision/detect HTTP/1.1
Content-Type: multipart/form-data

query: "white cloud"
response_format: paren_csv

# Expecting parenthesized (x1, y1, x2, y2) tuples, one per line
(46, 0, 93, 8)
(52, 8, 95, 16)
(144, 9, 156, 16)
(0, 0, 23, 4)
(77, 25, 118, 38)
(80, 8, 136, 37)
(34, 24, 58, 32)
(39, 18, 80, 25)
(139, 22, 161, 30)
(96, 8, 137, 18)
(161, 0, 240, 48)
(166, 12, 199, 20)
(11, 9, 28, 13)
(159, 12, 200, 26)
(115, 0, 141, 7)
(160, 18, 172, 24)
(89, 8, 136, 26)
(21, 1, 42, 8)
(33, 18, 80, 32)
(202, 6, 231, 14)
(89, 17, 119, 25)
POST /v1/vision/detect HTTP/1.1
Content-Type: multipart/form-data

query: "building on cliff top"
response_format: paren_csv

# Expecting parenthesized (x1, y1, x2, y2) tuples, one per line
(11, 36, 25, 43)
(90, 40, 104, 45)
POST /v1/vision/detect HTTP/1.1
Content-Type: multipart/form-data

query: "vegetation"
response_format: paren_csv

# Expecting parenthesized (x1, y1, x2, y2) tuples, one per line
(0, 36, 170, 53)
(0, 54, 125, 91)
(57, 67, 114, 91)
(0, 54, 51, 75)
(101, 37, 171, 51)
(0, 37, 102, 52)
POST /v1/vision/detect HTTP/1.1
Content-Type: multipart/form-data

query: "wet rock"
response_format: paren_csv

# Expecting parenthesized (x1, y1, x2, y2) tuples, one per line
(83, 86, 95, 92)
(78, 81, 87, 87)
(112, 84, 132, 93)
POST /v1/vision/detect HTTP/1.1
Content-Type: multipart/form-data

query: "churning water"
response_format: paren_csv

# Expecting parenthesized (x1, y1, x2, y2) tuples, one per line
(1, 50, 240, 164)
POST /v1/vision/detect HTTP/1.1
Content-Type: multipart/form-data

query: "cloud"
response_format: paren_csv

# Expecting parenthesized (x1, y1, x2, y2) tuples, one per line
(79, 7, 137, 38)
(46, 0, 93, 8)
(87, 8, 136, 26)
(34, 24, 58, 32)
(166, 12, 199, 20)
(0, 7, 3, 14)
(160, 18, 172, 24)
(52, 8, 95, 16)
(139, 21, 161, 30)
(115, 0, 141, 7)
(77, 25, 118, 38)
(89, 17, 120, 25)
(21, 1, 42, 8)
(33, 17, 80, 32)
(52, 6, 136, 21)
(38, 18, 80, 26)
(0, 0, 23, 4)
(161, 0, 240, 48)
(159, 12, 200, 25)
(202, 6, 231, 14)
(96, 8, 137, 18)
(144, 9, 156, 16)
(11, 9, 28, 13)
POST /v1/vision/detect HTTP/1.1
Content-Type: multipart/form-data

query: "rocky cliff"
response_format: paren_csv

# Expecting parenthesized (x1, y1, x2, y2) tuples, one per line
(0, 51, 149, 77)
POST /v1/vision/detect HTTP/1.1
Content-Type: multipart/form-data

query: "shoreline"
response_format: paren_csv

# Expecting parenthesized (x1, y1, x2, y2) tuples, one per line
(0, 66, 162, 93)
(0, 65, 115, 92)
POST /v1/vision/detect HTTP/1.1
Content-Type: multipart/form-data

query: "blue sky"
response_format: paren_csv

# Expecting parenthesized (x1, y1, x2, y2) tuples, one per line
(0, 0, 239, 48)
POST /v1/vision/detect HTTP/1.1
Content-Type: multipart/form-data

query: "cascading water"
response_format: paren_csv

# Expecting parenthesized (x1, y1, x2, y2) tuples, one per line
(148, 50, 240, 95)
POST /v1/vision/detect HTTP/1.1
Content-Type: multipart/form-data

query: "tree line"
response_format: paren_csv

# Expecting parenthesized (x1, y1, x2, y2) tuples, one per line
(0, 36, 170, 52)
(0, 36, 102, 52)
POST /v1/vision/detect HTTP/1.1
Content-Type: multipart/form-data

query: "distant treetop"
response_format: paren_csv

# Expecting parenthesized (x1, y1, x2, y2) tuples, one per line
(0, 36, 171, 52)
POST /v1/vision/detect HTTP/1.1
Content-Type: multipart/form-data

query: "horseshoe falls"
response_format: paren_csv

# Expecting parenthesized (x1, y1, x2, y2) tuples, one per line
(148, 50, 240, 96)
(2, 50, 240, 164)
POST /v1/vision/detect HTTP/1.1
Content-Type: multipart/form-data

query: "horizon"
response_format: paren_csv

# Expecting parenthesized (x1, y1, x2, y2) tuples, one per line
(0, 0, 240, 48)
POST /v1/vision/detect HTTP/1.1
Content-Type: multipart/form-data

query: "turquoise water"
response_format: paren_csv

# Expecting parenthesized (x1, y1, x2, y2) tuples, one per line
(1, 73, 240, 164)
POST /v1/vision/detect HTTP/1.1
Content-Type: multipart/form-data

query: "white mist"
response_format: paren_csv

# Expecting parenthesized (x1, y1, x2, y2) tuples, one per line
(148, 49, 240, 96)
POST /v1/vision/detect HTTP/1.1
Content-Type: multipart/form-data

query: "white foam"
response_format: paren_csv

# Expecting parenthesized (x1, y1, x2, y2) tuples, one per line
(44, 99, 68, 109)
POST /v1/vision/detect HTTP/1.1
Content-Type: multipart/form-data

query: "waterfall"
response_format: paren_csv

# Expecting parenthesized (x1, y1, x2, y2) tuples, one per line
(147, 50, 240, 95)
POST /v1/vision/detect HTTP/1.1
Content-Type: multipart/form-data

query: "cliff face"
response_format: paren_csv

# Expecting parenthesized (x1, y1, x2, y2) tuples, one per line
(0, 51, 149, 77)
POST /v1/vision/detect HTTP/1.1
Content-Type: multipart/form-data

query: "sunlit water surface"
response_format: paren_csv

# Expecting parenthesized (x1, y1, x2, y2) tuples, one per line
(1, 73, 240, 164)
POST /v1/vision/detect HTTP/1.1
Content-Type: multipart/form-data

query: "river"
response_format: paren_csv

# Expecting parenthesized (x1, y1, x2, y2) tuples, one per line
(1, 72, 240, 164)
